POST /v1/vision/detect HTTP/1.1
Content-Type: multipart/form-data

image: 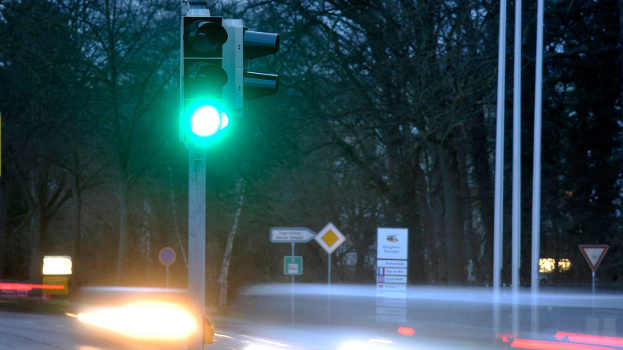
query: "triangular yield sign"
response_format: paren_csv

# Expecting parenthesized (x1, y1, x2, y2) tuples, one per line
(579, 245, 609, 272)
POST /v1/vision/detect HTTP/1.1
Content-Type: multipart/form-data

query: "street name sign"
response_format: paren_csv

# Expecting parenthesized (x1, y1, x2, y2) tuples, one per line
(579, 245, 609, 272)
(377, 260, 408, 268)
(270, 227, 316, 243)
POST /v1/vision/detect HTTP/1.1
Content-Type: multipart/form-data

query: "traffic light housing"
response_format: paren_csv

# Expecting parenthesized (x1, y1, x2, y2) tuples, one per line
(243, 30, 279, 100)
(220, 22, 280, 117)
(180, 16, 230, 148)
(180, 16, 279, 148)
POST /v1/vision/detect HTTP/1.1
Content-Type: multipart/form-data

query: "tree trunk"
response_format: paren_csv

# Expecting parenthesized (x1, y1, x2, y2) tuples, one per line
(28, 168, 44, 283)
(70, 155, 83, 298)
(429, 148, 447, 283)
(216, 179, 245, 312)
(440, 146, 466, 284)
(168, 166, 187, 268)
(115, 167, 130, 286)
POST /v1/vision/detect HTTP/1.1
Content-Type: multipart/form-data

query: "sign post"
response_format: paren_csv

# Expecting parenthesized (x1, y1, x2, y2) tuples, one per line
(270, 226, 316, 325)
(314, 223, 346, 285)
(376, 228, 408, 323)
(159, 247, 176, 288)
(314, 222, 346, 326)
(579, 245, 609, 295)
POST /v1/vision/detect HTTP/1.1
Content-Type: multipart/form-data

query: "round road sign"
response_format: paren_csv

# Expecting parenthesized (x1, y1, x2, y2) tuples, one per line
(159, 247, 176, 266)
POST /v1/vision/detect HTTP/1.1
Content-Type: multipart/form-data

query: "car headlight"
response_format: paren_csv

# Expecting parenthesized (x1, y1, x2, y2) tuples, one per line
(77, 302, 197, 340)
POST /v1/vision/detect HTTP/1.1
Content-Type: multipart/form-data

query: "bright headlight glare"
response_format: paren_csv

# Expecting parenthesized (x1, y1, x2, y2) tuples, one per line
(77, 302, 197, 340)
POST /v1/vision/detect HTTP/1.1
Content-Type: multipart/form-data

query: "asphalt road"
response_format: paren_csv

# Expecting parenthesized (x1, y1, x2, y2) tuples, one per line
(0, 310, 246, 350)
(2, 285, 622, 350)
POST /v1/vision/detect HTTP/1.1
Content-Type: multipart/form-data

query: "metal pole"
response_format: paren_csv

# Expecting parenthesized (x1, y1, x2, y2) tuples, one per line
(512, 0, 522, 297)
(531, 0, 544, 336)
(188, 148, 206, 350)
(328, 253, 332, 325)
(512, 0, 522, 337)
(494, 0, 507, 342)
(166, 265, 170, 289)
(328, 253, 331, 285)
(493, 0, 507, 299)
(531, 0, 544, 297)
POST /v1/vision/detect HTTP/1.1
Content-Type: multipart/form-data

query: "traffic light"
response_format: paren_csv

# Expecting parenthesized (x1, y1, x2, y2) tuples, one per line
(180, 16, 231, 148)
(180, 16, 280, 148)
(219, 22, 280, 116)
(243, 30, 279, 100)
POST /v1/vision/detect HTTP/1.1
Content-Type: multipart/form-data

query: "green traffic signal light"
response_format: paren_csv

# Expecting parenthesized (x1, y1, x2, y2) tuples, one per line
(190, 105, 229, 137)
(184, 101, 230, 147)
(181, 15, 231, 148)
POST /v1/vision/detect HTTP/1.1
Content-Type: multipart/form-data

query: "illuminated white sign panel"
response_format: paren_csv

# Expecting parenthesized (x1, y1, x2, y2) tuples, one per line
(377, 228, 408, 260)
(43, 256, 72, 275)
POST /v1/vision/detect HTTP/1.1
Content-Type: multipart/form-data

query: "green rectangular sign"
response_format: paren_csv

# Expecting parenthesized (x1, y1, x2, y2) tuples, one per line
(284, 256, 303, 275)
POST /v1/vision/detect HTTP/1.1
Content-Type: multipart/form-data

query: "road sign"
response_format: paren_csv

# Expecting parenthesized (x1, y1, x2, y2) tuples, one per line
(377, 275, 407, 283)
(315, 222, 346, 254)
(270, 227, 316, 243)
(377, 267, 408, 276)
(377, 259, 408, 268)
(284, 256, 302, 275)
(159, 247, 176, 266)
(579, 245, 609, 272)
(377, 228, 408, 260)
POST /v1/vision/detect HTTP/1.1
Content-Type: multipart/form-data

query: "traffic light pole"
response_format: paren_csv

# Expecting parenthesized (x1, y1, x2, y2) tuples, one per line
(188, 148, 206, 350)
(180, 2, 279, 347)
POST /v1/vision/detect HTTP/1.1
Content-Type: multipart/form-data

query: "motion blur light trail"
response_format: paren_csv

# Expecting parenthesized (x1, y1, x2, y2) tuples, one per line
(0, 282, 64, 290)
(556, 332, 623, 348)
(77, 302, 196, 340)
(397, 327, 415, 336)
(509, 338, 617, 349)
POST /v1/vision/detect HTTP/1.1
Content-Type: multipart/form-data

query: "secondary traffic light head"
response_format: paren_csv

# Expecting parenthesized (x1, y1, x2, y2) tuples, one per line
(243, 30, 279, 100)
(180, 16, 231, 148)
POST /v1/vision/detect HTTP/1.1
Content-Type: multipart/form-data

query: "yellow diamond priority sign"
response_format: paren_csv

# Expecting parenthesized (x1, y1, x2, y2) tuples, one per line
(315, 222, 346, 254)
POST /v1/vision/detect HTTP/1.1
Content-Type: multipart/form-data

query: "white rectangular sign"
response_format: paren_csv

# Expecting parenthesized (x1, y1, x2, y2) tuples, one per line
(377, 291, 407, 299)
(377, 259, 408, 268)
(376, 307, 407, 315)
(377, 275, 407, 283)
(377, 283, 407, 291)
(376, 298, 407, 308)
(377, 228, 408, 260)
(376, 315, 407, 323)
(377, 267, 407, 275)
(270, 227, 316, 243)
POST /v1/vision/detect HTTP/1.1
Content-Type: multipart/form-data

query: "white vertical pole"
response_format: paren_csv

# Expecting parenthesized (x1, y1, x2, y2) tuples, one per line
(531, 0, 544, 297)
(327, 253, 332, 325)
(188, 148, 206, 350)
(494, 0, 508, 299)
(512, 0, 522, 296)
(512, 0, 522, 338)
(185, 3, 209, 349)
(531, 0, 545, 336)
(494, 0, 508, 343)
